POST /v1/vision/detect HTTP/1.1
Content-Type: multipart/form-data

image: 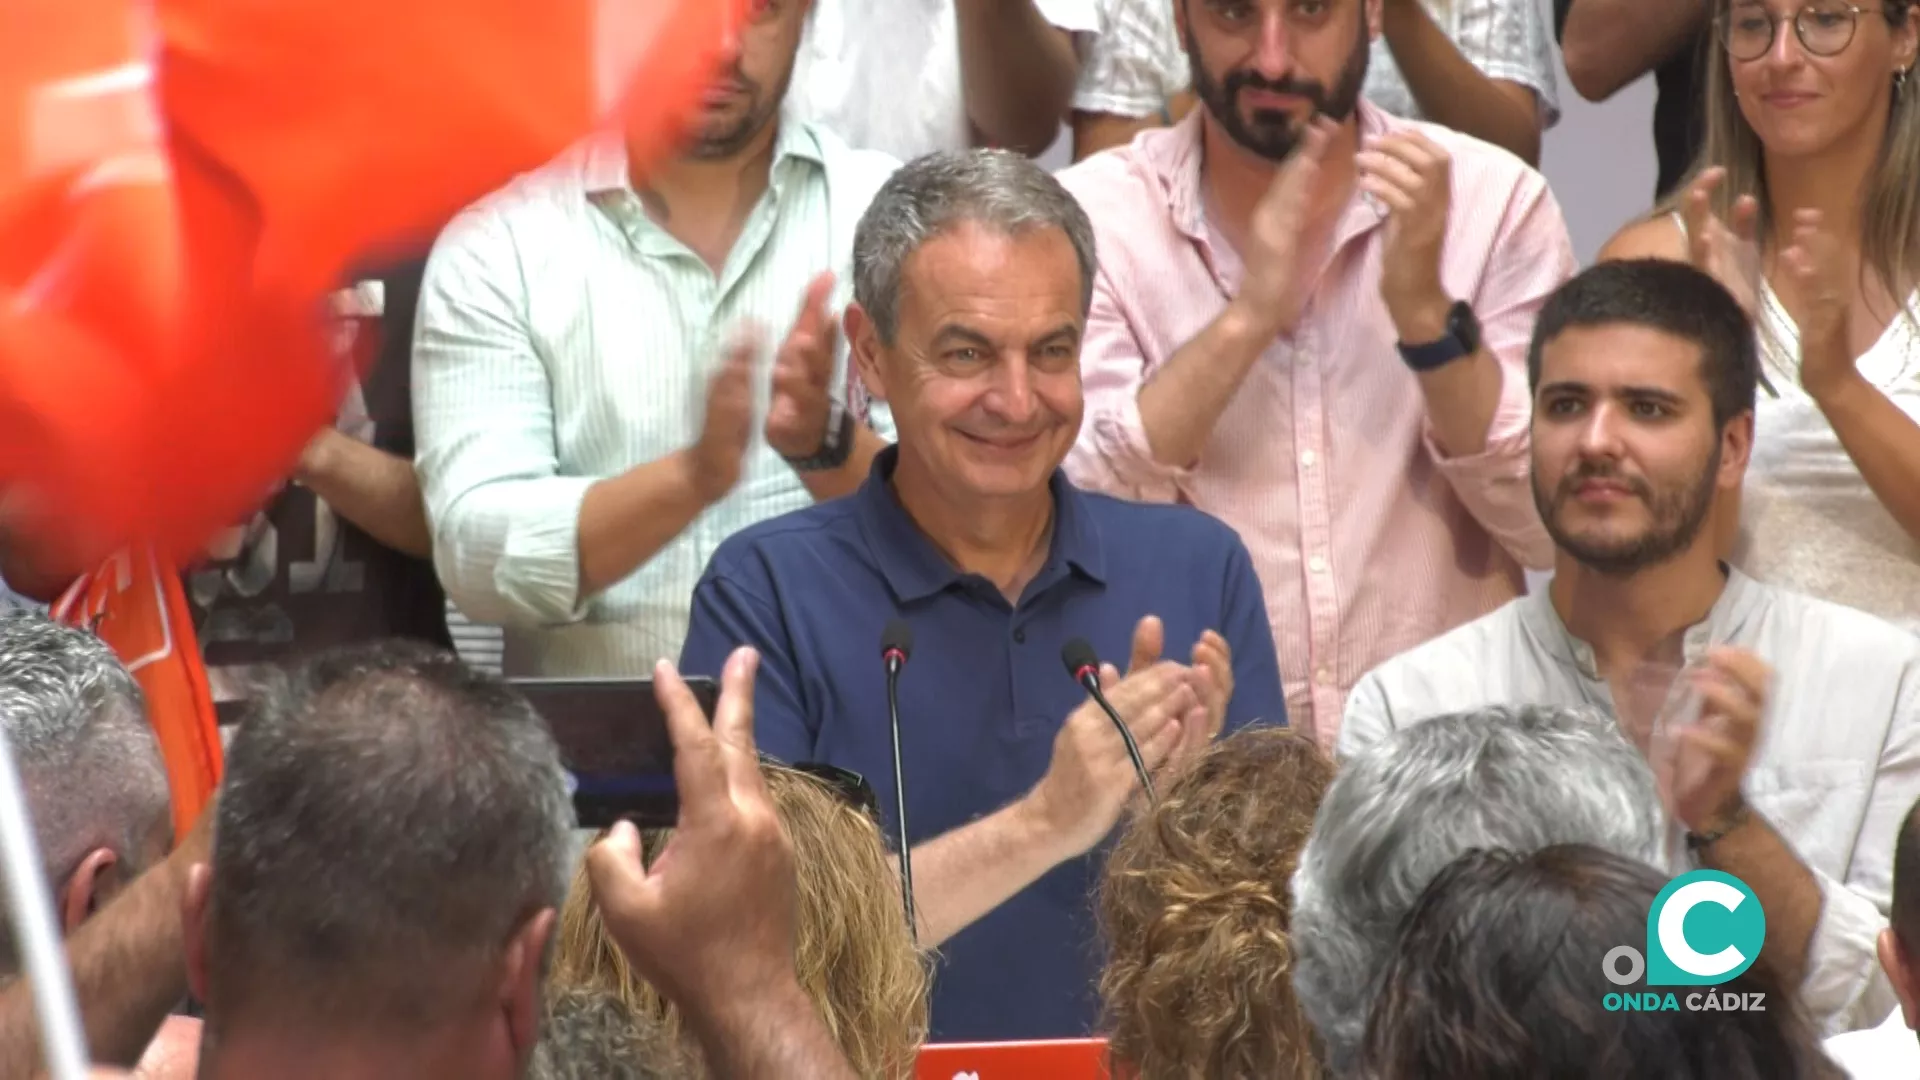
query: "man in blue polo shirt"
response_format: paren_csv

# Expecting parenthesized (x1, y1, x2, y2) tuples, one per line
(679, 150, 1286, 1041)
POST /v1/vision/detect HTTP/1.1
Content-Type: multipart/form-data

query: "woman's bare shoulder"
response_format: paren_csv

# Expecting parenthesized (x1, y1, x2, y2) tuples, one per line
(1596, 211, 1688, 264)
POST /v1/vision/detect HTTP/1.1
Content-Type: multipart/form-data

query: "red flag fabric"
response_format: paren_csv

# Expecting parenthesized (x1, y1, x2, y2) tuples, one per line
(0, 0, 747, 573)
(51, 548, 222, 839)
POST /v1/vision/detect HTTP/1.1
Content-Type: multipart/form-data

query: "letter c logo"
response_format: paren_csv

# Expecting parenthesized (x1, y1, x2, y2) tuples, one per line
(1645, 870, 1765, 986)
(1658, 880, 1747, 978)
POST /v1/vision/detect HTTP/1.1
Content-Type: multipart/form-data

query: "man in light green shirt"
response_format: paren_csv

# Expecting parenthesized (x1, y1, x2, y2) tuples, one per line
(413, 0, 899, 676)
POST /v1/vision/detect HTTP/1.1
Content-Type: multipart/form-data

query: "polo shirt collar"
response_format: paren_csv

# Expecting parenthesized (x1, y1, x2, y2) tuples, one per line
(854, 445, 1107, 604)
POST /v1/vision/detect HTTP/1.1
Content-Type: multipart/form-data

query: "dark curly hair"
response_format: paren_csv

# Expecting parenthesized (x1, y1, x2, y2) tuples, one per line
(1097, 727, 1334, 1080)
(1362, 845, 1842, 1080)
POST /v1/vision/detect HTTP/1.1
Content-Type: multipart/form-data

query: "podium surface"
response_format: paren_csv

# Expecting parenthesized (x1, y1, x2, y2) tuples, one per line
(916, 1038, 1113, 1080)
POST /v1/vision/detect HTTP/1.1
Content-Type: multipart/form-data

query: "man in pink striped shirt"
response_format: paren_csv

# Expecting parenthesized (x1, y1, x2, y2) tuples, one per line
(1056, 0, 1574, 748)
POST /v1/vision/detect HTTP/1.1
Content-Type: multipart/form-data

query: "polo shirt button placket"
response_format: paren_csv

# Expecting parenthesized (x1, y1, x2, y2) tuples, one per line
(1013, 627, 1027, 644)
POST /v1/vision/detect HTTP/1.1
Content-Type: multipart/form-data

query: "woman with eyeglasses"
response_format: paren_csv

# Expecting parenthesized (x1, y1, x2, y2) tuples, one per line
(1600, 0, 1920, 630)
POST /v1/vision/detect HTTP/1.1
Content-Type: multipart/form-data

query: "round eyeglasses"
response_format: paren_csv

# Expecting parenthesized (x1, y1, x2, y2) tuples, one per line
(1719, 2, 1871, 61)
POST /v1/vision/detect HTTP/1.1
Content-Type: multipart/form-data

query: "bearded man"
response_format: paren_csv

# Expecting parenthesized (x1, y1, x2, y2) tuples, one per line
(1341, 258, 1920, 1040)
(1054, 0, 1577, 751)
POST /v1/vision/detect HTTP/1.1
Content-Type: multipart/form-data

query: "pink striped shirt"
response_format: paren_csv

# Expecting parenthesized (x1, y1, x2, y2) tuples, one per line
(1056, 103, 1573, 749)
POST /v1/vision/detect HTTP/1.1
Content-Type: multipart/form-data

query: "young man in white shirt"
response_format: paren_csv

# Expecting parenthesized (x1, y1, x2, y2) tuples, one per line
(1342, 259, 1920, 1037)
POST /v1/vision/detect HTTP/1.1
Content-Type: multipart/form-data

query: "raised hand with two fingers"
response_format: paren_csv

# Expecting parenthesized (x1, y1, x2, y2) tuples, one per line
(584, 648, 796, 1022)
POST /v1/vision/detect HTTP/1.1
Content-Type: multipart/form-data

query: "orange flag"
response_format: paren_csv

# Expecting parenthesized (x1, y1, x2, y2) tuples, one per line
(0, 0, 748, 574)
(50, 549, 221, 839)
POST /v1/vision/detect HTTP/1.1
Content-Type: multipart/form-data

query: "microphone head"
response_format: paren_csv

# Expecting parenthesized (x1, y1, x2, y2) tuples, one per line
(1061, 638, 1100, 681)
(880, 619, 914, 662)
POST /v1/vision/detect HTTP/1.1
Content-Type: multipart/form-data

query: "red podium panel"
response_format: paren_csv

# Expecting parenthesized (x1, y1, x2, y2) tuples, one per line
(916, 1039, 1114, 1080)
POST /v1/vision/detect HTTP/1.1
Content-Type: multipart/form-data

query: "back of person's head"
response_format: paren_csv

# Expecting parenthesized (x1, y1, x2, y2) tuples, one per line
(1364, 845, 1839, 1079)
(1290, 704, 1663, 1072)
(1099, 728, 1333, 1080)
(191, 639, 573, 1047)
(553, 763, 928, 1078)
(0, 611, 169, 973)
(1879, 794, 1920, 1028)
(1527, 258, 1758, 429)
(527, 986, 688, 1080)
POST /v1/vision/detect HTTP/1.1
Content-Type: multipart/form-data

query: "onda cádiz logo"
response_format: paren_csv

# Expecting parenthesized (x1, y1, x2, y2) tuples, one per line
(1601, 869, 1768, 1014)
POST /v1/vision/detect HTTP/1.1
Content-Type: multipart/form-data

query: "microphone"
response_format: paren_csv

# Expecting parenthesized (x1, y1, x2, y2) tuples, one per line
(879, 620, 918, 939)
(1061, 638, 1155, 803)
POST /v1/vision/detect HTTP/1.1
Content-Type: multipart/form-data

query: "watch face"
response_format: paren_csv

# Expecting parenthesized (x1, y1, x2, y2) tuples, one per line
(1449, 301, 1481, 354)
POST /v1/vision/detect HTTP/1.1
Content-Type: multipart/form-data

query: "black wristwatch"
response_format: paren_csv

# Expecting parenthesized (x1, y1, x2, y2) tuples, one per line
(781, 402, 856, 472)
(1686, 799, 1752, 852)
(1396, 300, 1481, 372)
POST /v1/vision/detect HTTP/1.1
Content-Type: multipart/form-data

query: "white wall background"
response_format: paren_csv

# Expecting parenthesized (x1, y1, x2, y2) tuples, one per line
(1534, 0, 1660, 264)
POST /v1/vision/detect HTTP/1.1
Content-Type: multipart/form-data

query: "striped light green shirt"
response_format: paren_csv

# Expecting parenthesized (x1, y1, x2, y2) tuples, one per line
(413, 119, 899, 676)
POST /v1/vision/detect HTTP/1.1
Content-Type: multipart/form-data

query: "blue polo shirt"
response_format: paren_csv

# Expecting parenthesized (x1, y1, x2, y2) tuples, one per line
(679, 447, 1285, 1042)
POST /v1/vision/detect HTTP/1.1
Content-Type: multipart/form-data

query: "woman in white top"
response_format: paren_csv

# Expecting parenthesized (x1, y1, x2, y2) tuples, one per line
(1070, 0, 1559, 162)
(1601, 0, 1920, 633)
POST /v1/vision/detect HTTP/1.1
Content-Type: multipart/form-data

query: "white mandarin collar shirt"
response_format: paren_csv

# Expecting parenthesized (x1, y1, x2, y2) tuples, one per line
(1342, 568, 1920, 1037)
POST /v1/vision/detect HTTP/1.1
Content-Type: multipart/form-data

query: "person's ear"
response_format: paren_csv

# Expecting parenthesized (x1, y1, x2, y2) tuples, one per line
(1882, 928, 1920, 1030)
(1894, 4, 1919, 76)
(1718, 411, 1754, 491)
(59, 848, 122, 936)
(845, 303, 889, 402)
(500, 908, 557, 1065)
(182, 864, 214, 1006)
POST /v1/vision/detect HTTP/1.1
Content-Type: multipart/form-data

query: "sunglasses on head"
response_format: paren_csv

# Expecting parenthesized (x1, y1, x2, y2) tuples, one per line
(759, 754, 882, 820)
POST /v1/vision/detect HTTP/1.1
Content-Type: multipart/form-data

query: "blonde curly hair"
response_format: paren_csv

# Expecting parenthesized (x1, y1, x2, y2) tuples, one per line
(552, 764, 929, 1079)
(1098, 727, 1335, 1080)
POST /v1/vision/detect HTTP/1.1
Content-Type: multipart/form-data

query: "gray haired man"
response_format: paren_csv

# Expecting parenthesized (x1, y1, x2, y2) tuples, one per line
(0, 640, 865, 1078)
(1290, 704, 1665, 1073)
(0, 611, 171, 969)
(679, 149, 1287, 1041)
(526, 987, 682, 1080)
